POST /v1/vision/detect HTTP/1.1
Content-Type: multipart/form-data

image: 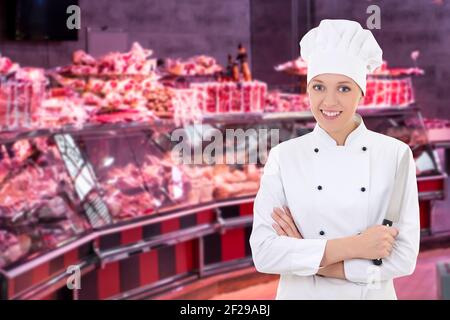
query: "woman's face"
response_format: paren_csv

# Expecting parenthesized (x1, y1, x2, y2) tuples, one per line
(307, 73, 363, 134)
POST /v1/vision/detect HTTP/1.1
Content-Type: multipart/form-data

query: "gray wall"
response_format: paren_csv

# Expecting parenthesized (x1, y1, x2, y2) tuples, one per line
(313, 0, 450, 119)
(250, 0, 312, 89)
(0, 0, 251, 69)
(0, 0, 448, 119)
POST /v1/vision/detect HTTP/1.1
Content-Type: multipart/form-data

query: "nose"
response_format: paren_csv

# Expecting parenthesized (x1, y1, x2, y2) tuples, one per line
(322, 91, 338, 108)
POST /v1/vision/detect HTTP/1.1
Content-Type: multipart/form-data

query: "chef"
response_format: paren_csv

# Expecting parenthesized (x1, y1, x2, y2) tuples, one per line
(249, 19, 420, 300)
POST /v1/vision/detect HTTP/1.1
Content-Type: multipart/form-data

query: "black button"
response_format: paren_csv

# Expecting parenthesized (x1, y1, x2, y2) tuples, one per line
(362, 146, 367, 151)
(319, 230, 325, 236)
(361, 187, 366, 192)
(317, 185, 322, 190)
(314, 148, 319, 153)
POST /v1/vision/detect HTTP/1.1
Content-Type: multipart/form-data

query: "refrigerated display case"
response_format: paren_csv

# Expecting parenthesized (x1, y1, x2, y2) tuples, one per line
(0, 102, 446, 300)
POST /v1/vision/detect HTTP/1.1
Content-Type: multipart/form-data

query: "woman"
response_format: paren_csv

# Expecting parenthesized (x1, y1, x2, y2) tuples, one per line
(249, 19, 420, 300)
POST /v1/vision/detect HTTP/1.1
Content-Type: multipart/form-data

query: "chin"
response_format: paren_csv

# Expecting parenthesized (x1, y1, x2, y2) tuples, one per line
(319, 117, 350, 133)
(319, 122, 342, 133)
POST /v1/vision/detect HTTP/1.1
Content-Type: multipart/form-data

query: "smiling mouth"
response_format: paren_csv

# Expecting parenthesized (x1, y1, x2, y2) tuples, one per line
(320, 109, 343, 119)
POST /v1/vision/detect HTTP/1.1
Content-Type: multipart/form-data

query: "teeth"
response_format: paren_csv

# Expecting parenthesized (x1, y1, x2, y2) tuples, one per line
(321, 110, 341, 117)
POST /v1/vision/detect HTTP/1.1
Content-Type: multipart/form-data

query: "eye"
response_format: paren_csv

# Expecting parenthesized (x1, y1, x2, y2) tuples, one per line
(338, 86, 351, 93)
(312, 84, 324, 91)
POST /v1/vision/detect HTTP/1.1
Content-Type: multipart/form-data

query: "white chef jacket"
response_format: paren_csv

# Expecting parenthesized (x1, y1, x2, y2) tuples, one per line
(250, 113, 420, 300)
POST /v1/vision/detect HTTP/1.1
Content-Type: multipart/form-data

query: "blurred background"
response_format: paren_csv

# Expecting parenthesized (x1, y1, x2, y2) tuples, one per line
(0, 0, 449, 300)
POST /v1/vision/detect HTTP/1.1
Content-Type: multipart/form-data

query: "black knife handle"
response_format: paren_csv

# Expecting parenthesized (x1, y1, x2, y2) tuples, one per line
(372, 219, 394, 266)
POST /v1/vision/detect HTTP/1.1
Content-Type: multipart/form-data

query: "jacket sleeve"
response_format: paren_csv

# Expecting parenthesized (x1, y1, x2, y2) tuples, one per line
(249, 145, 328, 276)
(343, 145, 420, 284)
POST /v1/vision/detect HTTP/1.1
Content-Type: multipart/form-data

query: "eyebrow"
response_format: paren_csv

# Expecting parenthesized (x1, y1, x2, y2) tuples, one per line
(312, 80, 352, 84)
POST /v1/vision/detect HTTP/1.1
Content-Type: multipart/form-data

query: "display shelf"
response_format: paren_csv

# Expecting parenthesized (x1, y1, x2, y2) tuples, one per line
(263, 105, 420, 121)
(417, 173, 447, 201)
(95, 195, 253, 232)
(0, 105, 423, 144)
(96, 224, 214, 265)
(0, 237, 97, 299)
(0, 232, 95, 278)
(0, 102, 447, 300)
(115, 272, 199, 301)
(11, 261, 96, 300)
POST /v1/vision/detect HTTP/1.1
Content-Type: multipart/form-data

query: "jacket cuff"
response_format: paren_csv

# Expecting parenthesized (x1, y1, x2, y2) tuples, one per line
(344, 258, 376, 284)
(290, 239, 328, 276)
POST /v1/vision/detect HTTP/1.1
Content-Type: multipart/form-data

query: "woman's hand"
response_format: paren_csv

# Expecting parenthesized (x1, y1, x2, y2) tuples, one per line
(355, 225, 399, 260)
(271, 206, 303, 239)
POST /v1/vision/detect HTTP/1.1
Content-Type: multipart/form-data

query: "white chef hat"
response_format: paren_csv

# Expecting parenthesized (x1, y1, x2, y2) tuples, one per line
(299, 19, 383, 96)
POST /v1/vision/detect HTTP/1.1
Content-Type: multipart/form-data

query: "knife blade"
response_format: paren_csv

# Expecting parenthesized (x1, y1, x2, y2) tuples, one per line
(373, 148, 410, 266)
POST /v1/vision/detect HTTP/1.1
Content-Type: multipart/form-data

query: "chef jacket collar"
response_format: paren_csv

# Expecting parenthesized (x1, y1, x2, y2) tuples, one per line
(312, 113, 367, 148)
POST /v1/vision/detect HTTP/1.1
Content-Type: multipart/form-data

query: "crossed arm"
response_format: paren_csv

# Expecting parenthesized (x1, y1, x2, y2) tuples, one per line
(250, 145, 419, 283)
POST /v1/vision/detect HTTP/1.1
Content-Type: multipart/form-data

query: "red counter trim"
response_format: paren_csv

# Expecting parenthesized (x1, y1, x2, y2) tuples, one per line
(121, 227, 143, 245)
(418, 179, 444, 193)
(98, 261, 120, 299)
(221, 228, 245, 261)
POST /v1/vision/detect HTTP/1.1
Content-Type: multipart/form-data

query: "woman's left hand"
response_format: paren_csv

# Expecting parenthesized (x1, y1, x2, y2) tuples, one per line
(271, 206, 303, 239)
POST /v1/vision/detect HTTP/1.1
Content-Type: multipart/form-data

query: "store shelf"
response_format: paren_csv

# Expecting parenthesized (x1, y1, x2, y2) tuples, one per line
(96, 195, 255, 234)
(1, 232, 96, 278)
(1, 100, 447, 300)
(201, 112, 264, 124)
(0, 105, 423, 145)
(96, 223, 215, 265)
(262, 105, 420, 122)
(12, 261, 96, 300)
(0, 194, 256, 277)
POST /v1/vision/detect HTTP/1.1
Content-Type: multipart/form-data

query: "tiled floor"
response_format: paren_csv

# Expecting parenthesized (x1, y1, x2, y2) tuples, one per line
(210, 247, 450, 300)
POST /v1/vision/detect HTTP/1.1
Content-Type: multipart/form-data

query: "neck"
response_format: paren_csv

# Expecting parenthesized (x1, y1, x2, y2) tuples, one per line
(329, 119, 359, 146)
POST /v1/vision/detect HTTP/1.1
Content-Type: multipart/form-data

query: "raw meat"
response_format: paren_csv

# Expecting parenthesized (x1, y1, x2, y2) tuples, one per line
(191, 81, 267, 114)
(166, 55, 223, 76)
(0, 230, 31, 268)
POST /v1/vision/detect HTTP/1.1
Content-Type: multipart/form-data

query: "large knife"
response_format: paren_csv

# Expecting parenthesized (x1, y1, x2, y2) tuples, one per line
(373, 149, 410, 266)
